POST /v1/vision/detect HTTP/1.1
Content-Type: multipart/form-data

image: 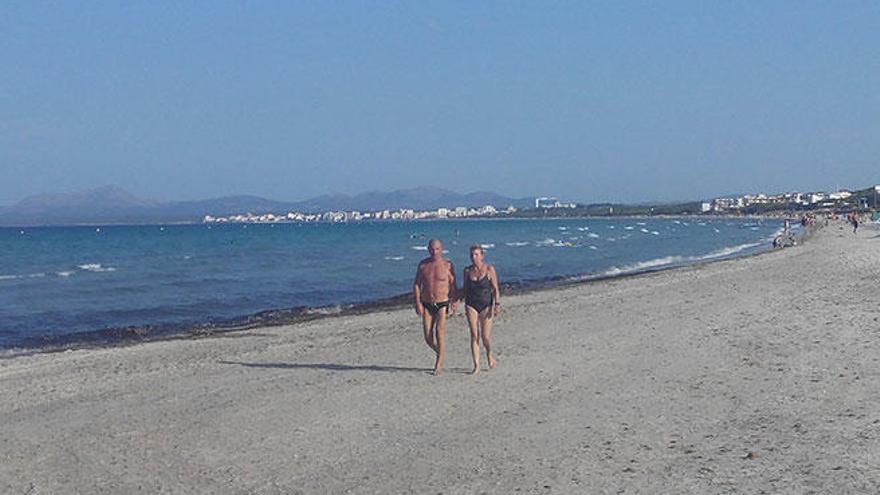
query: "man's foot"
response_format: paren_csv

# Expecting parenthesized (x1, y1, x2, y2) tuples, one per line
(470, 366, 480, 375)
(432, 367, 443, 376)
(487, 354, 497, 369)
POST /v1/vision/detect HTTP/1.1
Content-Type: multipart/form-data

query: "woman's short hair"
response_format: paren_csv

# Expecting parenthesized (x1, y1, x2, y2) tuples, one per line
(469, 244, 484, 253)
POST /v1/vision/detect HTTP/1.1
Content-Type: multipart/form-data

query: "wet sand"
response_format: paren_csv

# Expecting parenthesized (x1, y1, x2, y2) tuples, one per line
(2, 220, 879, 493)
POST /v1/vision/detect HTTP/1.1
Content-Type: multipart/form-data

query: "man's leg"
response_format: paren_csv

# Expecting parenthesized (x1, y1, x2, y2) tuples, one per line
(422, 311, 438, 354)
(433, 310, 448, 375)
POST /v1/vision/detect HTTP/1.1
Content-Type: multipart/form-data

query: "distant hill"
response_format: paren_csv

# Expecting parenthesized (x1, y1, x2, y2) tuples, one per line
(0, 186, 532, 226)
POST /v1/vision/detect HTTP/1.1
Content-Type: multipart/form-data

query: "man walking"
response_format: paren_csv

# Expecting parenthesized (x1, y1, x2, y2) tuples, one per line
(413, 239, 458, 375)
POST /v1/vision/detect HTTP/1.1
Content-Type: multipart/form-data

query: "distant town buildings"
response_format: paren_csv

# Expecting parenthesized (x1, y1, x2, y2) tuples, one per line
(204, 204, 517, 224)
(203, 187, 870, 224)
(535, 197, 577, 209)
(706, 189, 855, 212)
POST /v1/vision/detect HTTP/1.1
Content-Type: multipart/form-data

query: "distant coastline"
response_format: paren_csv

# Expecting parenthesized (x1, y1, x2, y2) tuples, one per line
(1, 184, 874, 227)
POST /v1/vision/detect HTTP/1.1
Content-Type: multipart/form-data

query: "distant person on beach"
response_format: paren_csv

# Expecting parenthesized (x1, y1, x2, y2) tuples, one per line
(463, 244, 501, 374)
(852, 213, 860, 234)
(413, 239, 458, 375)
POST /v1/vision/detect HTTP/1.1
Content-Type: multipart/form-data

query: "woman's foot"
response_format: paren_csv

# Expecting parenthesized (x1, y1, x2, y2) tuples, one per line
(487, 354, 497, 369)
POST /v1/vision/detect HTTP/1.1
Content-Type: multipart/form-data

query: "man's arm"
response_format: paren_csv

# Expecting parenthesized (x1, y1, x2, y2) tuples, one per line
(448, 261, 459, 308)
(413, 264, 424, 316)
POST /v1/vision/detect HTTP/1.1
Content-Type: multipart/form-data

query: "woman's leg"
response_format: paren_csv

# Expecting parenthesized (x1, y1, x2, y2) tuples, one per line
(465, 305, 481, 374)
(480, 311, 497, 369)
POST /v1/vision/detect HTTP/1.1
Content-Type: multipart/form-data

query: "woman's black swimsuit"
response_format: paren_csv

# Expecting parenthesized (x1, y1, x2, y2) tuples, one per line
(466, 275, 494, 313)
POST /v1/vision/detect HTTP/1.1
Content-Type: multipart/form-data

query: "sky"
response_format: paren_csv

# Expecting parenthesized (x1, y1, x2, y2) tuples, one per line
(2, 1, 879, 206)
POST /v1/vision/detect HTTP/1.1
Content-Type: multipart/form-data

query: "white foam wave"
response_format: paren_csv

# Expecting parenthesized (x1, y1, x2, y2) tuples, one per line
(77, 263, 117, 272)
(603, 256, 685, 276)
(588, 245, 598, 250)
(637, 222, 646, 226)
(505, 241, 529, 247)
(56, 271, 75, 277)
(651, 231, 660, 235)
(558, 226, 568, 231)
(599, 242, 763, 278)
(624, 226, 634, 230)
(480, 243, 495, 249)
(696, 242, 761, 260)
(384, 256, 404, 261)
(640, 228, 649, 233)
(587, 233, 600, 238)
(411, 246, 428, 251)
(577, 227, 590, 231)
(0, 272, 46, 281)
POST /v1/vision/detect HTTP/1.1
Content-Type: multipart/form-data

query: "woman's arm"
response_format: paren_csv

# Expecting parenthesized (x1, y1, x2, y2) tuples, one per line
(489, 265, 501, 316)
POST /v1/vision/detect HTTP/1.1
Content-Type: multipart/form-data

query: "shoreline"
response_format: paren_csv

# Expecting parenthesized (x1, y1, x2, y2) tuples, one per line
(1, 223, 801, 357)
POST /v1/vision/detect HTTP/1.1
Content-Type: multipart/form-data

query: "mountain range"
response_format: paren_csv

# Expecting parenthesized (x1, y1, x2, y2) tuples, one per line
(0, 186, 533, 226)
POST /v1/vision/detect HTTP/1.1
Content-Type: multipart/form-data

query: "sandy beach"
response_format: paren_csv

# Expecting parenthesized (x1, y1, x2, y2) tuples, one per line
(2, 220, 879, 494)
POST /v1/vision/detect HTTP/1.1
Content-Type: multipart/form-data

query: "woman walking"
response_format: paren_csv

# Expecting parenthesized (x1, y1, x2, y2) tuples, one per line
(463, 244, 501, 374)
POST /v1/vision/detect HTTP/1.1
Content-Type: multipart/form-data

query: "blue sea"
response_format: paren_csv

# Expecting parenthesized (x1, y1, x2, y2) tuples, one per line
(0, 218, 786, 350)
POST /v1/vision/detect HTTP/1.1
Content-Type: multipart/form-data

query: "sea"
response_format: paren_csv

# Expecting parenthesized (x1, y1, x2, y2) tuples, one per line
(0, 217, 788, 351)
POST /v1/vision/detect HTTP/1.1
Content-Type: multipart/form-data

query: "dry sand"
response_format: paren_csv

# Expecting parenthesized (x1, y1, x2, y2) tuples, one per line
(2, 221, 879, 494)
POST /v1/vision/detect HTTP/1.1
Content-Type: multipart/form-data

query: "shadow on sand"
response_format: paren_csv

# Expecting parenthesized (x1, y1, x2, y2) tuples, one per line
(218, 360, 431, 374)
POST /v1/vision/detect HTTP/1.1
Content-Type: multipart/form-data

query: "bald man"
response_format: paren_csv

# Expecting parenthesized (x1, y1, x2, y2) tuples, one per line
(413, 239, 459, 375)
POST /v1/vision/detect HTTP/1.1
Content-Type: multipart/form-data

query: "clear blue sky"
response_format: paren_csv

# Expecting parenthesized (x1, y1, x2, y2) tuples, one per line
(2, 2, 878, 205)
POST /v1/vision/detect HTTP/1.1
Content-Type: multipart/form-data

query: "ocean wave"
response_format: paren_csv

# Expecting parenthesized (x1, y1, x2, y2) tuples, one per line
(480, 243, 495, 249)
(640, 228, 649, 233)
(78, 263, 117, 272)
(603, 256, 685, 276)
(577, 227, 590, 231)
(410, 246, 428, 251)
(587, 233, 600, 238)
(651, 231, 660, 235)
(696, 242, 762, 260)
(0, 273, 46, 281)
(599, 241, 763, 277)
(505, 241, 529, 247)
(56, 271, 75, 277)
(384, 256, 405, 261)
(624, 226, 634, 230)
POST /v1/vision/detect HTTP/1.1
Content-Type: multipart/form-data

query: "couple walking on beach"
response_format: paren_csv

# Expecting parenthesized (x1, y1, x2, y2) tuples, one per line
(413, 239, 501, 375)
